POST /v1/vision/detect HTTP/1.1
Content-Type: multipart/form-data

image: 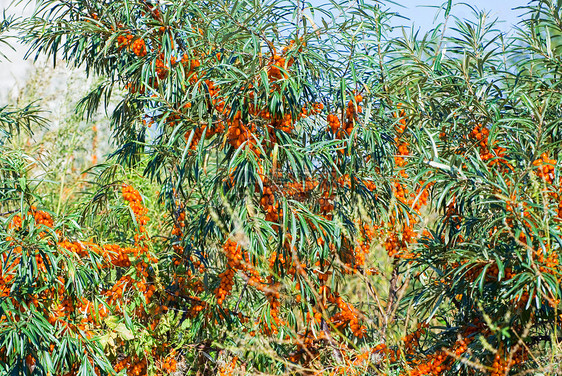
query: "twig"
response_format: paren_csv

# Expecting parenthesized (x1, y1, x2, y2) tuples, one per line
(382, 257, 400, 340)
(0, 210, 18, 216)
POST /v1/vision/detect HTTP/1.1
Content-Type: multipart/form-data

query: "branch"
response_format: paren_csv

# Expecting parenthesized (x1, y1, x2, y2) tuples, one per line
(0, 210, 18, 216)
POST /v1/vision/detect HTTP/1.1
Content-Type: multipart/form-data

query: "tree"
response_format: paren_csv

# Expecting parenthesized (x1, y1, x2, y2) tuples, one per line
(0, 0, 561, 375)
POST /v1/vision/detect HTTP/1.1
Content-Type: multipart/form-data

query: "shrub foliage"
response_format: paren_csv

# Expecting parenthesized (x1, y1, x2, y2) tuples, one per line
(1, 0, 562, 375)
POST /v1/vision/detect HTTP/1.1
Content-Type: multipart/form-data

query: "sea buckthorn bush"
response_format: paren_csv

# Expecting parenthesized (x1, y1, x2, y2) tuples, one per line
(2, 0, 562, 375)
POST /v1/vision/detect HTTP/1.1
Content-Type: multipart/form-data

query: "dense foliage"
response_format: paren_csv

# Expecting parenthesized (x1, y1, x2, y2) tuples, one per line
(1, 0, 562, 375)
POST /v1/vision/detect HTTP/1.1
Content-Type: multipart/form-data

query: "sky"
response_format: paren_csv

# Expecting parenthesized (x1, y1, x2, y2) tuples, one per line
(306, 0, 529, 34)
(386, 0, 528, 32)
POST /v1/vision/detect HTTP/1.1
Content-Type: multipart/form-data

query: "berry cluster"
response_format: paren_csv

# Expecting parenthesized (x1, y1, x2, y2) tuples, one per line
(533, 152, 556, 184)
